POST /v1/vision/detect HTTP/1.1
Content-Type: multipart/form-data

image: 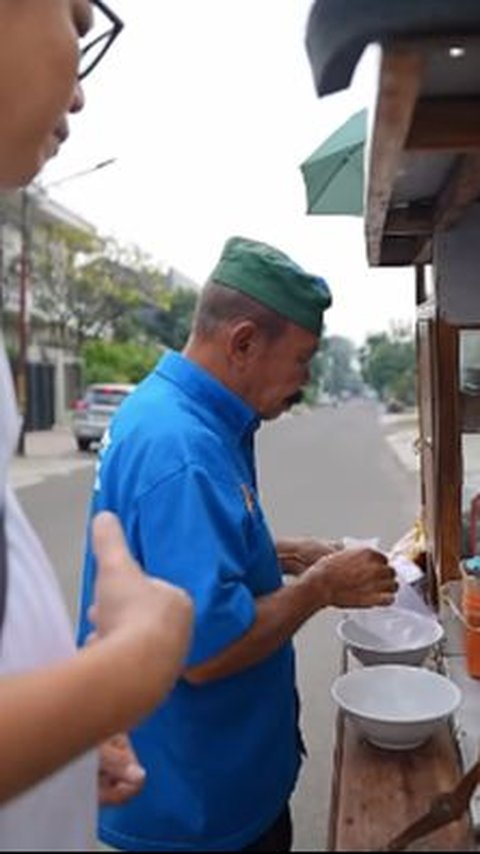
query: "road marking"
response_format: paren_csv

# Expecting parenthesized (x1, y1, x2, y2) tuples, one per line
(384, 430, 419, 472)
(9, 458, 93, 490)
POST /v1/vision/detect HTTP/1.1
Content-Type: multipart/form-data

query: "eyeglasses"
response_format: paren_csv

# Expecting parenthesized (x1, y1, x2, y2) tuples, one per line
(78, 0, 124, 81)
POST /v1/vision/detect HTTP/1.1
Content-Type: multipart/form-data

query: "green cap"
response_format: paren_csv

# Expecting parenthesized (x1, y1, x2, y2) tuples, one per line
(210, 236, 332, 336)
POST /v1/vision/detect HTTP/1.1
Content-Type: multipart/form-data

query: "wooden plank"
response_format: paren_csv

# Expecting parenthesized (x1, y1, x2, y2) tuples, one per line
(331, 716, 472, 851)
(385, 206, 434, 237)
(433, 320, 462, 584)
(366, 46, 426, 266)
(417, 318, 437, 567)
(433, 153, 480, 231)
(414, 154, 480, 275)
(380, 235, 430, 266)
(381, 208, 434, 265)
(327, 694, 346, 851)
(413, 238, 433, 266)
(407, 98, 480, 151)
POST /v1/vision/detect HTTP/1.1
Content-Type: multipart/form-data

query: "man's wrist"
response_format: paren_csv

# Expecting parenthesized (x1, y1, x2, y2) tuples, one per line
(297, 558, 332, 610)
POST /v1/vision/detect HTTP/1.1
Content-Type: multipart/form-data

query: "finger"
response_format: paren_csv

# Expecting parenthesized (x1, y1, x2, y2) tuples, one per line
(99, 778, 145, 806)
(100, 756, 146, 785)
(348, 547, 388, 564)
(359, 578, 399, 595)
(364, 564, 397, 583)
(353, 592, 396, 608)
(92, 511, 132, 573)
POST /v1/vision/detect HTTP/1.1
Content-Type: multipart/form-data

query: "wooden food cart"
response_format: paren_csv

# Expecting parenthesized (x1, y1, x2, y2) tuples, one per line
(306, 2, 480, 850)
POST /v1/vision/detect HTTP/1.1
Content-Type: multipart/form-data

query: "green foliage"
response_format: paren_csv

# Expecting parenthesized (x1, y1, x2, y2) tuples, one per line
(30, 226, 174, 350)
(137, 287, 198, 350)
(359, 325, 416, 406)
(81, 339, 162, 385)
(300, 335, 362, 406)
(301, 351, 323, 405)
(318, 335, 362, 398)
(31, 224, 141, 348)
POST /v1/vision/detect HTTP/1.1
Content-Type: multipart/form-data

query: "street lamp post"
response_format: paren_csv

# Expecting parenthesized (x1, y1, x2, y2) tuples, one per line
(44, 158, 117, 190)
(15, 157, 117, 456)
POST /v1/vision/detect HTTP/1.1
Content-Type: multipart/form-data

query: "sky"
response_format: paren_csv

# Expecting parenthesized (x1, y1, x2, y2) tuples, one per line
(41, 0, 416, 346)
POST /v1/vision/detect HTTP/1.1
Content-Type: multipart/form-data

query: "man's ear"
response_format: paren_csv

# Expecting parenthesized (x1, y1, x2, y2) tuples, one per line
(227, 320, 262, 367)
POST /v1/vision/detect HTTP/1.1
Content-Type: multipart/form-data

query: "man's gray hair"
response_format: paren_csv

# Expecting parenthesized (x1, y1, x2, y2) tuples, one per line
(192, 280, 288, 340)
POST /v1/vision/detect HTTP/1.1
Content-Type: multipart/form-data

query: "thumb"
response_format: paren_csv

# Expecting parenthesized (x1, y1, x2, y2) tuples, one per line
(92, 511, 131, 572)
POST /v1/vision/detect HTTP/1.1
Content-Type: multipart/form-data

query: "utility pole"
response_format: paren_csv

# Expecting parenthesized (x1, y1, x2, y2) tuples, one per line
(16, 188, 30, 456)
(44, 158, 116, 190)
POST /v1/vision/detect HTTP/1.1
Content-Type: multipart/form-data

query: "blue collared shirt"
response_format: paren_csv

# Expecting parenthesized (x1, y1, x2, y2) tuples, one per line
(78, 350, 302, 852)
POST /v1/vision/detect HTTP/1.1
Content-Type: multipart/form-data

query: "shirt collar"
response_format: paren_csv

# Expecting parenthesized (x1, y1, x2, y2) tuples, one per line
(155, 350, 260, 441)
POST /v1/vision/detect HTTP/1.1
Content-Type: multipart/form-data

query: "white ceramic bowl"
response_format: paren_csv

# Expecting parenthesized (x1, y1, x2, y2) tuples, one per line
(332, 665, 461, 750)
(336, 606, 444, 666)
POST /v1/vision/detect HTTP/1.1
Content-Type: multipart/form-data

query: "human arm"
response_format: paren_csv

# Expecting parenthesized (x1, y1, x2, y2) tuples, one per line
(276, 536, 343, 576)
(184, 547, 396, 686)
(0, 512, 193, 805)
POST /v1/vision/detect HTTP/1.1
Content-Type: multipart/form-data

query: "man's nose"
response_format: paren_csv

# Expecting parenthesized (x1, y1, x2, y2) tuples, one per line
(69, 82, 86, 115)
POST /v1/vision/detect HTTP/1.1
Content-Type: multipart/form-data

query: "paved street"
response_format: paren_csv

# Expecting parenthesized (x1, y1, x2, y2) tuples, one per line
(11, 401, 420, 851)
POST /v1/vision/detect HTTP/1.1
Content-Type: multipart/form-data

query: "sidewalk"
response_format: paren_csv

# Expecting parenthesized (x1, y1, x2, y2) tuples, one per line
(380, 410, 480, 482)
(9, 424, 93, 490)
(380, 409, 420, 473)
(8, 411, 423, 490)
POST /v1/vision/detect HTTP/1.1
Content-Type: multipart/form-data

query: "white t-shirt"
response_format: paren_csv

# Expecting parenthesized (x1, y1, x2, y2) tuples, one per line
(0, 340, 96, 851)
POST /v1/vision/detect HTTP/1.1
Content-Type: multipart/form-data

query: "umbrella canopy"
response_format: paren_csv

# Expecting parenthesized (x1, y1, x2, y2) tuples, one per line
(300, 108, 366, 216)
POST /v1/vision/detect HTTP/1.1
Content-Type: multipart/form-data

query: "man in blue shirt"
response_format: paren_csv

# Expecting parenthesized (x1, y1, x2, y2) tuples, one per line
(78, 236, 397, 852)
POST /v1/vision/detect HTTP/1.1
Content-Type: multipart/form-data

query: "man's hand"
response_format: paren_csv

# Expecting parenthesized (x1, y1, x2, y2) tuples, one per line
(98, 734, 145, 806)
(301, 547, 398, 608)
(277, 537, 342, 576)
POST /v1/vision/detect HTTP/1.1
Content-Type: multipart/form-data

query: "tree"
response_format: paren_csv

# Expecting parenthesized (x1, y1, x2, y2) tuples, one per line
(137, 287, 198, 351)
(359, 325, 416, 406)
(319, 335, 362, 398)
(31, 224, 141, 349)
(30, 228, 174, 351)
(82, 339, 161, 385)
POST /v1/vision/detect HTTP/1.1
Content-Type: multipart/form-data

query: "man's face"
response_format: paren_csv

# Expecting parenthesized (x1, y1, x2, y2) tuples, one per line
(0, 0, 93, 188)
(246, 323, 319, 420)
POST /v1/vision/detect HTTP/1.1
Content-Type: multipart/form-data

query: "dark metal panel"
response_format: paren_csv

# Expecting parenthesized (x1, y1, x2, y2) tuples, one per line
(26, 362, 55, 431)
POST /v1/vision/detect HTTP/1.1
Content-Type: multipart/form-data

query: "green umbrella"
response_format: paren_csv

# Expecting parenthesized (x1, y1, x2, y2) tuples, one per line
(300, 108, 366, 216)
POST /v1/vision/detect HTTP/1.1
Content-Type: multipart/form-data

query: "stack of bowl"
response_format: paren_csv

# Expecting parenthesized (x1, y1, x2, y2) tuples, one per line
(332, 607, 461, 750)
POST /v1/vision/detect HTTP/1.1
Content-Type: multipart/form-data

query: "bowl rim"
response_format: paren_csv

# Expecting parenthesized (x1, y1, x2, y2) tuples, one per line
(331, 664, 462, 723)
(336, 607, 444, 653)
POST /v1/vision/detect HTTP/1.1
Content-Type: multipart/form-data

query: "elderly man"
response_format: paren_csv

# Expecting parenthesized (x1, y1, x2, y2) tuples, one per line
(78, 236, 397, 852)
(0, 1, 192, 847)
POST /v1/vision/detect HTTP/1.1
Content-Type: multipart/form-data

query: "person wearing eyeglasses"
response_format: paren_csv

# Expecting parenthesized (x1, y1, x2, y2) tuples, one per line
(0, 1, 193, 849)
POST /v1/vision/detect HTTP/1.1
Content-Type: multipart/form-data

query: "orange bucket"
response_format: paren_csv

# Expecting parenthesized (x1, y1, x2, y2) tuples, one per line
(461, 570, 480, 678)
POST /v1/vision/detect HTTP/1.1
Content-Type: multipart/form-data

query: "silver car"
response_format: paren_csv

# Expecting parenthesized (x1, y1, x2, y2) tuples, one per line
(72, 383, 135, 451)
